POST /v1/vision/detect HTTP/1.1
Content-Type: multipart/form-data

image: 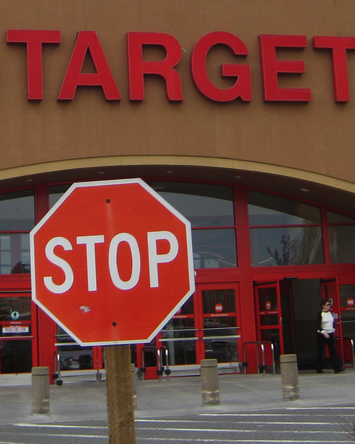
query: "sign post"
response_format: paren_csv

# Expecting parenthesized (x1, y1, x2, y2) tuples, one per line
(105, 345, 135, 444)
(30, 178, 195, 444)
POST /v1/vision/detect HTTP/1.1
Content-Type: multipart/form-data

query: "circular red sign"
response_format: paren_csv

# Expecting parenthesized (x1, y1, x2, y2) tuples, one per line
(215, 303, 223, 313)
(347, 297, 354, 307)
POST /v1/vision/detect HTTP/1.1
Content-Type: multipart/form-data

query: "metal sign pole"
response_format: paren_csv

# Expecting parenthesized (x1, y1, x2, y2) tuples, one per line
(105, 344, 136, 444)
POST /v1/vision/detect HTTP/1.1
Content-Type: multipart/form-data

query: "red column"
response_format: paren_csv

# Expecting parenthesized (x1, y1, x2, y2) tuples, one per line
(234, 186, 258, 373)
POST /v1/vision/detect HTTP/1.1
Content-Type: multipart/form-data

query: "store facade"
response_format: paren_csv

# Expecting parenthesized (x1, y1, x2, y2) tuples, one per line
(1, 0, 355, 378)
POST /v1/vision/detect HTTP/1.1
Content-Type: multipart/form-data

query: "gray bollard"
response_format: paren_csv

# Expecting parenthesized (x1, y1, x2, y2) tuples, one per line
(32, 366, 50, 414)
(280, 354, 300, 400)
(131, 363, 137, 410)
(201, 358, 220, 405)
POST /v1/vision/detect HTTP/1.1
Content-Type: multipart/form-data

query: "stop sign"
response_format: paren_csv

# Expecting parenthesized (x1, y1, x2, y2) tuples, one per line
(30, 178, 195, 346)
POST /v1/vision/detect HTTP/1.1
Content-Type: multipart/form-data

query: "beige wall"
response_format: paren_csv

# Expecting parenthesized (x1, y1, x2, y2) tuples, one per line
(1, 0, 355, 190)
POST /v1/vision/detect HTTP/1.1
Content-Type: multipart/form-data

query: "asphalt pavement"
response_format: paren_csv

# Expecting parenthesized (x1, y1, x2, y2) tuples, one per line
(0, 368, 354, 425)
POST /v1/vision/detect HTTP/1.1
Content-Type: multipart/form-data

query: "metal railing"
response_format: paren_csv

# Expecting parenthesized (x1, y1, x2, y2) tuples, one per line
(337, 336, 355, 371)
(242, 341, 276, 376)
(140, 346, 170, 380)
(53, 352, 63, 385)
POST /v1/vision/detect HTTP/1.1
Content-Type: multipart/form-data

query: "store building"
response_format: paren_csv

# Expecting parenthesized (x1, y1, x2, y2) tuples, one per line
(1, 0, 355, 379)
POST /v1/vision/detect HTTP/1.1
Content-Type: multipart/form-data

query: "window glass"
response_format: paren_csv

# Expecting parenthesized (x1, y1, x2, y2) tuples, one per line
(0, 190, 33, 274)
(248, 191, 321, 225)
(329, 225, 355, 263)
(0, 190, 34, 231)
(202, 289, 236, 314)
(259, 329, 281, 360)
(339, 285, 355, 342)
(0, 234, 30, 274)
(257, 287, 279, 325)
(202, 289, 239, 363)
(151, 182, 234, 227)
(192, 229, 237, 268)
(327, 211, 355, 224)
(160, 331, 197, 365)
(161, 297, 196, 365)
(49, 184, 71, 208)
(56, 326, 93, 370)
(250, 227, 324, 266)
(0, 339, 32, 373)
(0, 296, 31, 321)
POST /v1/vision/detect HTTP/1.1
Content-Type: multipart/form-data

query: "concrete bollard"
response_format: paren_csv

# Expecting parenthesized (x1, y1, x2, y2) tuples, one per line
(280, 354, 300, 400)
(32, 366, 50, 414)
(131, 363, 137, 410)
(200, 359, 220, 405)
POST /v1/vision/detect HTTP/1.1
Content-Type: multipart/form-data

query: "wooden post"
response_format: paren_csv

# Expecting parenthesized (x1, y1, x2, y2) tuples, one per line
(105, 345, 136, 444)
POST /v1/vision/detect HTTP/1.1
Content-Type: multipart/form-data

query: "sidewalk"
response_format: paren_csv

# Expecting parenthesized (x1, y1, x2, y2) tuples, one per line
(0, 369, 354, 425)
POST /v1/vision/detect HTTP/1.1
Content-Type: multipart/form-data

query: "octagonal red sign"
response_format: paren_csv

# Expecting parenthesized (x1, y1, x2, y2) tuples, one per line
(30, 178, 195, 346)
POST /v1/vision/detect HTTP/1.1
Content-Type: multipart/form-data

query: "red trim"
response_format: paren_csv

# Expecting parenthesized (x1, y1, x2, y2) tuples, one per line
(1, 180, 355, 377)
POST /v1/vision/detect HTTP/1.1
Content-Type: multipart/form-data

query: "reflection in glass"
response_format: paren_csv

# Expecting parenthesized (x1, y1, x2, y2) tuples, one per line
(0, 234, 31, 274)
(161, 297, 196, 365)
(257, 287, 277, 310)
(0, 297, 31, 322)
(327, 211, 355, 224)
(193, 229, 237, 268)
(260, 329, 280, 360)
(56, 327, 93, 370)
(203, 316, 238, 338)
(174, 296, 194, 316)
(49, 184, 72, 208)
(161, 317, 197, 365)
(329, 225, 355, 264)
(0, 190, 34, 275)
(202, 289, 236, 313)
(57, 344, 93, 370)
(248, 191, 321, 225)
(339, 286, 355, 345)
(202, 289, 239, 362)
(0, 339, 32, 373)
(151, 182, 234, 227)
(203, 315, 239, 363)
(204, 338, 238, 363)
(0, 190, 34, 231)
(251, 227, 323, 266)
(257, 287, 278, 325)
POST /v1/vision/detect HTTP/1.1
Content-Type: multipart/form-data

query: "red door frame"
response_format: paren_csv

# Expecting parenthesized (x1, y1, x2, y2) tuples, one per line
(0, 293, 33, 366)
(252, 276, 347, 372)
(253, 281, 284, 371)
(136, 281, 242, 379)
(195, 282, 242, 367)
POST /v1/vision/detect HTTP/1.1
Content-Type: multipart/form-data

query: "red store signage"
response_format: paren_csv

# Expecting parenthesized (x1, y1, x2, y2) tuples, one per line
(6, 30, 355, 103)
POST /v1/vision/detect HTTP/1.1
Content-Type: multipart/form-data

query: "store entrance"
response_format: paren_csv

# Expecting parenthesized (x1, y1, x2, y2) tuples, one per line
(197, 283, 241, 365)
(142, 282, 242, 377)
(0, 292, 33, 374)
(254, 278, 345, 370)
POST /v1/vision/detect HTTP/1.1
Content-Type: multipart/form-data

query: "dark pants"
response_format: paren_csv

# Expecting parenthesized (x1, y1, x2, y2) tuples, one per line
(316, 332, 340, 372)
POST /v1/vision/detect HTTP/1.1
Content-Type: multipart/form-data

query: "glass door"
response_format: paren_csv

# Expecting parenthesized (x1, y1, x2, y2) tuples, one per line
(320, 278, 344, 366)
(0, 292, 33, 373)
(197, 283, 241, 365)
(338, 284, 355, 368)
(159, 283, 241, 370)
(160, 295, 198, 367)
(254, 282, 284, 361)
(55, 325, 93, 371)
